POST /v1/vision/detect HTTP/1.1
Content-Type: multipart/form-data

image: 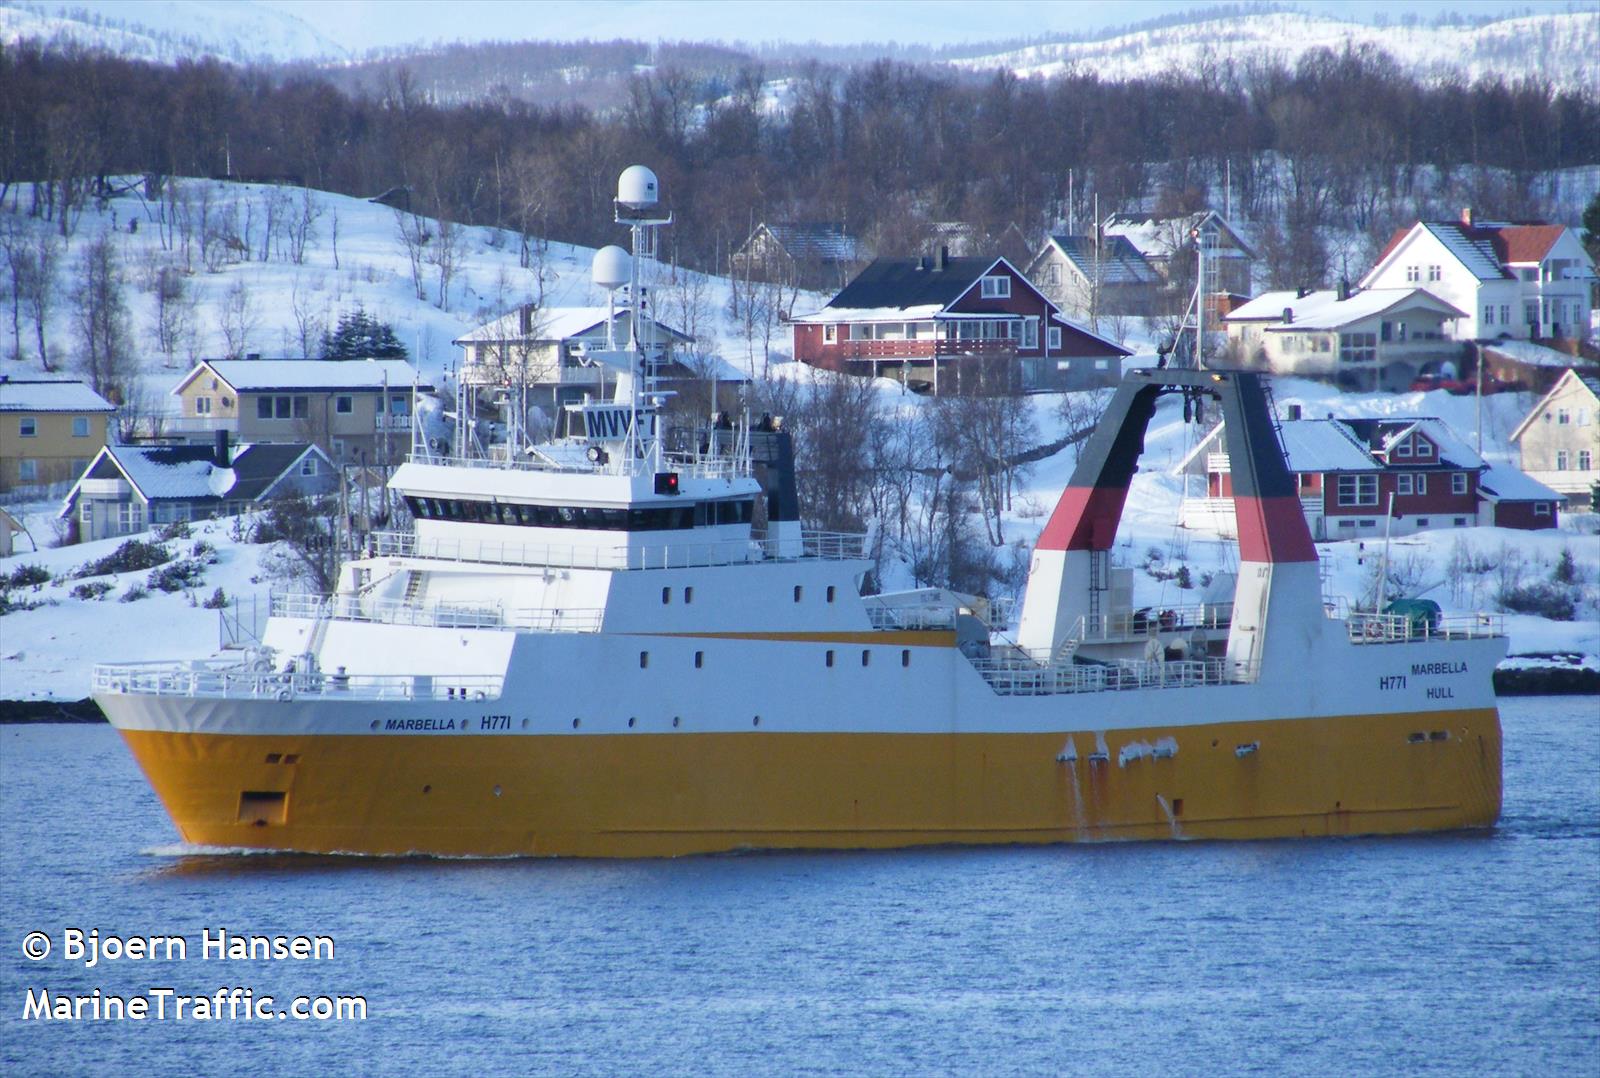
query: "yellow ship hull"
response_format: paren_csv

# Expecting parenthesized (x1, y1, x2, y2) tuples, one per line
(119, 707, 1502, 857)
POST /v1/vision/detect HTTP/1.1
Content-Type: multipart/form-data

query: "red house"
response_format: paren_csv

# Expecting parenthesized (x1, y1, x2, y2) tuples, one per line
(1178, 414, 1562, 539)
(789, 250, 1130, 392)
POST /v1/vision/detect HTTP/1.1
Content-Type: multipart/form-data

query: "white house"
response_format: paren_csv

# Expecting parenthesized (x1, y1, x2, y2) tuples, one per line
(1223, 286, 1465, 389)
(1360, 211, 1596, 343)
(1101, 210, 1257, 296)
(1509, 368, 1600, 509)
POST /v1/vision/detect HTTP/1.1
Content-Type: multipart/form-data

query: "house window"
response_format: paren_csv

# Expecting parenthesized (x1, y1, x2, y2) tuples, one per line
(1406, 265, 1420, 283)
(1579, 450, 1593, 471)
(390, 396, 408, 416)
(1556, 450, 1570, 471)
(196, 397, 212, 415)
(336, 396, 354, 414)
(1337, 474, 1379, 507)
(1415, 473, 1427, 494)
(1022, 318, 1038, 349)
(1428, 264, 1441, 281)
(1534, 502, 1551, 516)
(1557, 408, 1570, 425)
(1339, 333, 1376, 364)
(1414, 437, 1432, 458)
(1048, 326, 1062, 350)
(1483, 306, 1494, 326)
(980, 275, 1011, 299)
(257, 398, 273, 420)
(17, 459, 37, 482)
(72, 416, 90, 437)
(849, 324, 872, 341)
(117, 503, 143, 531)
(1500, 304, 1510, 325)
(823, 325, 837, 344)
(1452, 472, 1468, 495)
(1524, 301, 1538, 325)
(1395, 439, 1411, 458)
(19, 417, 36, 437)
(1397, 474, 1414, 495)
(299, 457, 318, 477)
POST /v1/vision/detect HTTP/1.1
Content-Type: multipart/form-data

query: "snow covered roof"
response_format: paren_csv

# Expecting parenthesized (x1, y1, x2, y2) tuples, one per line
(1225, 288, 1464, 329)
(0, 377, 117, 413)
(1369, 220, 1583, 283)
(790, 304, 946, 324)
(1345, 417, 1486, 469)
(1043, 235, 1159, 286)
(182, 359, 426, 393)
(1101, 210, 1255, 260)
(753, 222, 865, 263)
(1477, 463, 1563, 504)
(1177, 418, 1375, 474)
(69, 442, 326, 504)
(1481, 340, 1593, 369)
(456, 306, 689, 345)
(817, 256, 1005, 313)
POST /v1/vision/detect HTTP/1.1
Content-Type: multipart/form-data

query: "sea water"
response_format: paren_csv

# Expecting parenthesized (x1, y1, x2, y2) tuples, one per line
(2, 697, 1595, 1076)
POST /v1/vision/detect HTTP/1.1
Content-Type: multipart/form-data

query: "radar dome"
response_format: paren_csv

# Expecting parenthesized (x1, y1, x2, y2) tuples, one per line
(617, 165, 659, 209)
(592, 245, 632, 291)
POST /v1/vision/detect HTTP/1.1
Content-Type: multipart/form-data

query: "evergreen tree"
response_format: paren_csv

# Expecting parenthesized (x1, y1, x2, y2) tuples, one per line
(1582, 191, 1600, 264)
(319, 306, 408, 360)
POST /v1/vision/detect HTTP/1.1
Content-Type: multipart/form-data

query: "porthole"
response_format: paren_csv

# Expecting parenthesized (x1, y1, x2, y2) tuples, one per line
(672, 716, 681, 728)
(861, 650, 871, 667)
(493, 785, 502, 797)
(661, 587, 671, 605)
(684, 586, 694, 603)
(521, 718, 529, 729)
(640, 651, 649, 669)
(753, 715, 761, 727)
(793, 585, 803, 602)
(825, 650, 835, 668)
(694, 651, 704, 669)
(423, 784, 432, 794)
(628, 717, 637, 728)
(901, 649, 911, 667)
(572, 718, 581, 729)
(826, 586, 836, 603)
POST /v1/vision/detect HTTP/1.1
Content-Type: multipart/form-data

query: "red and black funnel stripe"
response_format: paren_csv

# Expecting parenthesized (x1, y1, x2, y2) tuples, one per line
(1037, 369, 1316, 563)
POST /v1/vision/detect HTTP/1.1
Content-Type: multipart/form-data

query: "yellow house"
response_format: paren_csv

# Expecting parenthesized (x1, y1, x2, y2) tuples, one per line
(169, 358, 429, 465)
(1510, 367, 1600, 509)
(0, 376, 116, 493)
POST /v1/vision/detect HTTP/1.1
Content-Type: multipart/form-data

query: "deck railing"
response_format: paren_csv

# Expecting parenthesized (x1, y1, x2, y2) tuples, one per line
(269, 592, 606, 633)
(368, 529, 866, 570)
(93, 660, 504, 702)
(1346, 612, 1504, 644)
(970, 655, 1251, 697)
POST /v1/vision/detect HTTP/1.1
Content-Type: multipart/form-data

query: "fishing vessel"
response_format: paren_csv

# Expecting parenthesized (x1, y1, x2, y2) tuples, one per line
(93, 168, 1505, 857)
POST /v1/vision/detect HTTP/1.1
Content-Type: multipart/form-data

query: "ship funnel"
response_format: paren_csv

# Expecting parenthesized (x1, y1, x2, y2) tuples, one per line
(592, 245, 632, 291)
(617, 165, 659, 210)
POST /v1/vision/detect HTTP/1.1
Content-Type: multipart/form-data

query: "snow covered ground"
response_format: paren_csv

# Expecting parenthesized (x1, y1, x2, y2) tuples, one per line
(1, 180, 1595, 701)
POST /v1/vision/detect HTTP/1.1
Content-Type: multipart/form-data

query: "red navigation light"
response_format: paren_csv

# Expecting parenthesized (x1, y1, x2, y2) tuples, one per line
(654, 472, 680, 496)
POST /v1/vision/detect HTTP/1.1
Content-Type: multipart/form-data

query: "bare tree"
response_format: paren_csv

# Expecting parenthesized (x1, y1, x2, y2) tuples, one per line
(289, 276, 325, 358)
(217, 278, 259, 358)
(151, 262, 193, 368)
(0, 217, 24, 360)
(429, 214, 466, 311)
(329, 204, 341, 270)
(1056, 387, 1112, 462)
(393, 208, 429, 301)
(72, 233, 134, 403)
(287, 186, 322, 265)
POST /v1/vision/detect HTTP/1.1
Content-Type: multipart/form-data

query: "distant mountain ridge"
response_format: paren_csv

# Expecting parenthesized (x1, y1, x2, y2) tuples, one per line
(0, 0, 346, 64)
(948, 11, 1600, 93)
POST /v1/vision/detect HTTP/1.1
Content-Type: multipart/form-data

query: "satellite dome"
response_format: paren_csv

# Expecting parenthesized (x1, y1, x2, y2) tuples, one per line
(592, 245, 632, 291)
(617, 165, 659, 210)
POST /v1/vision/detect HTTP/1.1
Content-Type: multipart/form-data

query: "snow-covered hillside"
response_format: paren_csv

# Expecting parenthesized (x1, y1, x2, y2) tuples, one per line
(0, 0, 346, 64)
(951, 11, 1600, 93)
(0, 176, 775, 408)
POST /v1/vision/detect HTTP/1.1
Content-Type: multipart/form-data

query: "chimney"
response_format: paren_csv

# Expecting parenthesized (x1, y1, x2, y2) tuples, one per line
(1286, 403, 1302, 421)
(519, 303, 534, 336)
(1460, 207, 1474, 227)
(935, 245, 949, 271)
(1337, 278, 1350, 301)
(214, 429, 231, 469)
(1282, 307, 1294, 324)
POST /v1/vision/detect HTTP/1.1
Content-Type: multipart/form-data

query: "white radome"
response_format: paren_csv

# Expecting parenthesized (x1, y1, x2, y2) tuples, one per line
(617, 164, 658, 209)
(591, 245, 632, 291)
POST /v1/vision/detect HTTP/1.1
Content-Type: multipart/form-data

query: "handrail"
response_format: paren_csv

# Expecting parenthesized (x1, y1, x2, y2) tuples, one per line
(968, 655, 1254, 697)
(94, 661, 505, 702)
(270, 591, 605, 633)
(368, 529, 866, 570)
(1346, 611, 1504, 644)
